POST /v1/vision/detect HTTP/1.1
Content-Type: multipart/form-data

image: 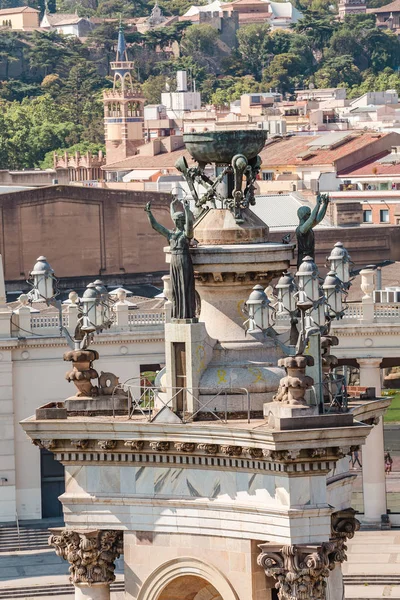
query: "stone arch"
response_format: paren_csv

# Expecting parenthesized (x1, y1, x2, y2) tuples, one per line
(137, 557, 239, 600)
(193, 583, 222, 600)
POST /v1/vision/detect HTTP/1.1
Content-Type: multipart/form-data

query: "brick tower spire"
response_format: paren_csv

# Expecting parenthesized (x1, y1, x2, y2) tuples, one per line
(103, 20, 145, 165)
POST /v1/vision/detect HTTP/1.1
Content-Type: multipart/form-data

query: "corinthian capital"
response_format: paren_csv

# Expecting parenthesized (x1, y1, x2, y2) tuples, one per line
(257, 543, 334, 600)
(48, 529, 123, 585)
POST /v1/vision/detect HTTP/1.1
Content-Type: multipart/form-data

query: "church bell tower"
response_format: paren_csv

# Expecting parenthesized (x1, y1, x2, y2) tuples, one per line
(103, 22, 145, 165)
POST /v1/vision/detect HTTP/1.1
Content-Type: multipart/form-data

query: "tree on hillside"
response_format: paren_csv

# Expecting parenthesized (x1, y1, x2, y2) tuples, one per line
(158, 0, 208, 16)
(95, 0, 149, 17)
(236, 23, 271, 81)
(0, 79, 41, 101)
(180, 23, 219, 55)
(60, 59, 107, 125)
(326, 16, 400, 73)
(141, 74, 170, 104)
(28, 31, 71, 78)
(313, 54, 361, 88)
(292, 10, 338, 53)
(86, 22, 119, 75)
(210, 76, 261, 108)
(180, 23, 220, 72)
(0, 95, 80, 169)
(349, 68, 400, 97)
(0, 31, 20, 79)
(263, 52, 305, 94)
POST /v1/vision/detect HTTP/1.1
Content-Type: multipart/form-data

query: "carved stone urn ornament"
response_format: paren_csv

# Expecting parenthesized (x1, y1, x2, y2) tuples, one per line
(274, 355, 314, 406)
(64, 349, 99, 398)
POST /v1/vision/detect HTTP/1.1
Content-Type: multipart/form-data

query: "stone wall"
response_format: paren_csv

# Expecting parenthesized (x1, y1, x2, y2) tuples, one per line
(0, 185, 171, 283)
(0, 330, 165, 521)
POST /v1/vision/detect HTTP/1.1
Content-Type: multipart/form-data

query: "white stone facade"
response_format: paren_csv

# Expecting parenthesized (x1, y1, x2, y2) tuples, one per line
(0, 320, 165, 522)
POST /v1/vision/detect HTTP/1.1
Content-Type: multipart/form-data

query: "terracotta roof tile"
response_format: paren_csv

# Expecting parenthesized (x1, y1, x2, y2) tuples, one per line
(44, 13, 82, 25)
(368, 0, 400, 12)
(338, 153, 400, 176)
(0, 6, 39, 13)
(104, 148, 192, 171)
(260, 133, 391, 167)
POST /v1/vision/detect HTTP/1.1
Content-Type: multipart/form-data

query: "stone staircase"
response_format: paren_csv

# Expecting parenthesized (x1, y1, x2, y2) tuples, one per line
(344, 575, 400, 585)
(0, 526, 50, 553)
(0, 582, 124, 599)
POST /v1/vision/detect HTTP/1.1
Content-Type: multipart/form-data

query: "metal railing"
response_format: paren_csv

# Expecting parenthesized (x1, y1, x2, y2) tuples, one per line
(325, 374, 348, 413)
(112, 381, 251, 424)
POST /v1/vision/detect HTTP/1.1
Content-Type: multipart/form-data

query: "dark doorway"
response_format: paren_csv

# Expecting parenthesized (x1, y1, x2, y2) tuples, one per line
(140, 364, 161, 387)
(40, 449, 65, 518)
(140, 363, 161, 374)
(173, 342, 186, 412)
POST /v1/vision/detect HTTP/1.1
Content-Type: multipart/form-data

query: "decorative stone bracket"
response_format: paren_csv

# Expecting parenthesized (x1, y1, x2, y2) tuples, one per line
(331, 507, 360, 538)
(257, 508, 360, 599)
(48, 529, 123, 586)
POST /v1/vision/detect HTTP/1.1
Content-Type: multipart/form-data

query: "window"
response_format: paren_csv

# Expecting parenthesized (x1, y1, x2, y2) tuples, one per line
(363, 209, 372, 223)
(262, 171, 273, 181)
(380, 209, 389, 223)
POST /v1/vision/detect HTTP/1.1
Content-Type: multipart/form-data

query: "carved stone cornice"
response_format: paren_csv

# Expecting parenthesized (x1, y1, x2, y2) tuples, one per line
(174, 442, 195, 453)
(70, 439, 89, 450)
(263, 449, 301, 461)
(220, 445, 243, 456)
(48, 529, 123, 585)
(244, 447, 263, 459)
(124, 440, 144, 451)
(98, 440, 117, 450)
(149, 441, 170, 452)
(197, 443, 219, 454)
(32, 439, 56, 450)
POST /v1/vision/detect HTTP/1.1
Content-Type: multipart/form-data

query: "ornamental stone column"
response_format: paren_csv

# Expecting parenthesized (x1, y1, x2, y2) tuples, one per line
(48, 529, 123, 600)
(357, 357, 382, 396)
(257, 508, 360, 600)
(361, 417, 387, 525)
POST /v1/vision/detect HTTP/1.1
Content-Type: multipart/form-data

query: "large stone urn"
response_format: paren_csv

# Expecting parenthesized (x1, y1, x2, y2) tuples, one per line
(64, 349, 99, 398)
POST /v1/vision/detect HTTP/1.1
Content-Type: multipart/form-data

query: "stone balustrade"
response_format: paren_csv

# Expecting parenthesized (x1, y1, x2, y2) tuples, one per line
(338, 301, 400, 323)
(9, 302, 168, 339)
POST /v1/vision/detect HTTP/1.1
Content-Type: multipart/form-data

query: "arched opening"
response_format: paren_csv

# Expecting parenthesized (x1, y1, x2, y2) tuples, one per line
(159, 575, 222, 600)
(137, 557, 239, 600)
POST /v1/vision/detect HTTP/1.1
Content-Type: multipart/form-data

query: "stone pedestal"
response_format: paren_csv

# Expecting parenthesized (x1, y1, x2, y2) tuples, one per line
(163, 209, 294, 416)
(163, 320, 215, 415)
(264, 402, 319, 430)
(361, 417, 387, 525)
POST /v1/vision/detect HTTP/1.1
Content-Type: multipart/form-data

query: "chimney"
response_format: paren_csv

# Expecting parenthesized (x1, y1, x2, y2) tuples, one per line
(176, 71, 188, 93)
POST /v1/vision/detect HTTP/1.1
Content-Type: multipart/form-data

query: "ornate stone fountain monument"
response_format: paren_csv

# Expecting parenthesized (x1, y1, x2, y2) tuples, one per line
(20, 130, 390, 600)
(147, 131, 295, 416)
